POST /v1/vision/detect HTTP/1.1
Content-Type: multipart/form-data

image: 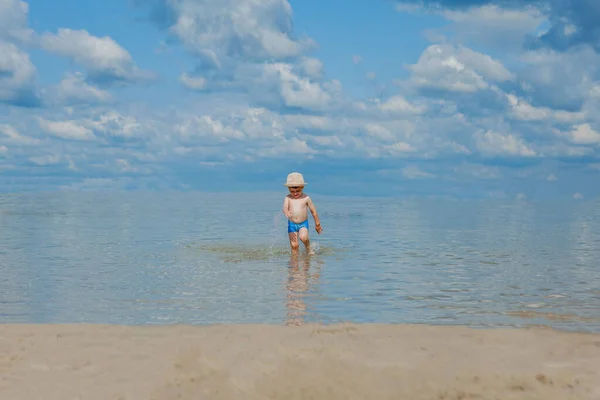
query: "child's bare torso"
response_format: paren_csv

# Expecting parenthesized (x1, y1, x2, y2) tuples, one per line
(286, 194, 310, 223)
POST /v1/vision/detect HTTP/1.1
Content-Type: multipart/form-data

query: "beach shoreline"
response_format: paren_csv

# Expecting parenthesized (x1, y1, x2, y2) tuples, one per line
(1, 323, 599, 399)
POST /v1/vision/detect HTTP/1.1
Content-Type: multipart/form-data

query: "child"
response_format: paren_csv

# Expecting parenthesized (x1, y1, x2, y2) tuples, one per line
(282, 172, 323, 254)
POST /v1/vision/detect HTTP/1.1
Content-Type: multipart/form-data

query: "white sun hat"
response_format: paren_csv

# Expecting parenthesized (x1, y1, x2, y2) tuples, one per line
(284, 172, 307, 187)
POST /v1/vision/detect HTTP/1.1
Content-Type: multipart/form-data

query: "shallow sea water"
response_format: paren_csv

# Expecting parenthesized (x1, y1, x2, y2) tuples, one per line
(1, 191, 599, 332)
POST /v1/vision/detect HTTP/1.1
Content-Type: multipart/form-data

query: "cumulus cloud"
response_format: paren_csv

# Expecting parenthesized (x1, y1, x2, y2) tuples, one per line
(29, 153, 61, 166)
(298, 57, 324, 79)
(506, 94, 585, 122)
(396, 0, 600, 53)
(384, 141, 417, 156)
(40, 29, 156, 85)
(396, 1, 600, 116)
(561, 123, 600, 145)
(403, 44, 514, 94)
(50, 72, 113, 105)
(399, 4, 545, 52)
(377, 95, 427, 115)
(86, 111, 143, 140)
(516, 46, 600, 111)
(37, 118, 96, 141)
(179, 73, 207, 91)
(141, 0, 314, 65)
(0, 0, 34, 43)
(135, 0, 335, 112)
(475, 130, 537, 157)
(0, 124, 41, 145)
(0, 41, 39, 106)
(442, 5, 545, 51)
(261, 63, 336, 111)
(176, 115, 245, 144)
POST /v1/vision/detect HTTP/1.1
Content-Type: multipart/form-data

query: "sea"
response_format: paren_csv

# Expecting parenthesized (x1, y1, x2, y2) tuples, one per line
(1, 191, 599, 332)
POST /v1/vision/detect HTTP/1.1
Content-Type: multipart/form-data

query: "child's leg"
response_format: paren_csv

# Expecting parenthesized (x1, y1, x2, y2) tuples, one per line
(298, 227, 311, 253)
(288, 232, 300, 252)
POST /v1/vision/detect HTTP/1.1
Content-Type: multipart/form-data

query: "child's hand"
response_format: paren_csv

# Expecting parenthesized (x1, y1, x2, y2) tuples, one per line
(315, 223, 323, 234)
(286, 211, 293, 218)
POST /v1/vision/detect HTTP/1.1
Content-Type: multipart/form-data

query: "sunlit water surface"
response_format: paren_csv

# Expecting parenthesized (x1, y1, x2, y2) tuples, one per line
(1, 191, 599, 332)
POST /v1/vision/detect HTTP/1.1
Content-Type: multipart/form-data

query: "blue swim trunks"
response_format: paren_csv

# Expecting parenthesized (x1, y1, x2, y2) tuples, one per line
(288, 219, 309, 233)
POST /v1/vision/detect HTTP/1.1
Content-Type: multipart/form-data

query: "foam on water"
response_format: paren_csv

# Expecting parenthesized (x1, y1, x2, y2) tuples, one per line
(177, 212, 334, 263)
(182, 240, 336, 263)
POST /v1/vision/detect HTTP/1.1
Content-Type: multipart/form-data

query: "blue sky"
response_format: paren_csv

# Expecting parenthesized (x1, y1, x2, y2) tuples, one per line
(1, 0, 599, 199)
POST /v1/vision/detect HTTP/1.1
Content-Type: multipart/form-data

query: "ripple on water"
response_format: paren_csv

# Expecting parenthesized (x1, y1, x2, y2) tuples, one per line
(1, 193, 600, 332)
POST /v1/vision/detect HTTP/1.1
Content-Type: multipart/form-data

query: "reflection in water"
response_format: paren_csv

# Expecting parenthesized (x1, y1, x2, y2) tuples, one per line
(285, 253, 321, 326)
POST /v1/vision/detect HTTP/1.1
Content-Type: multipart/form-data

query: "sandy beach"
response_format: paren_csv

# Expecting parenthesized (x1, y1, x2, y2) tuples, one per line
(1, 323, 599, 400)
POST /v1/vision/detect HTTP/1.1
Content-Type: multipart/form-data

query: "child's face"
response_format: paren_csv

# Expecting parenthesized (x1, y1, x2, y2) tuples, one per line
(288, 186, 304, 198)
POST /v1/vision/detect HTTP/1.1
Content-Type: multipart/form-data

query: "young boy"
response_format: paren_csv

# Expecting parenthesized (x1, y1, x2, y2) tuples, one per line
(282, 172, 323, 254)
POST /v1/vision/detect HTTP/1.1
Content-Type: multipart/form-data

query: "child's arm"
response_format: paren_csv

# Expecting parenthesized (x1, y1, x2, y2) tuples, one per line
(282, 196, 292, 218)
(307, 197, 322, 234)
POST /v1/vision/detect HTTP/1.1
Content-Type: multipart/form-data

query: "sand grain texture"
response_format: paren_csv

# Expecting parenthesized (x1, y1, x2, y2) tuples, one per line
(1, 323, 600, 399)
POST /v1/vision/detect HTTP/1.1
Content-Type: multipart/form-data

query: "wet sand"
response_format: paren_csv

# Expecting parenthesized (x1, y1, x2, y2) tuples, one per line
(1, 323, 599, 400)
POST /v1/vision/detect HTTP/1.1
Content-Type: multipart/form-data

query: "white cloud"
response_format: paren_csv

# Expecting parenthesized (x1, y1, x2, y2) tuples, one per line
(37, 118, 96, 141)
(0, 40, 37, 104)
(298, 57, 323, 78)
(177, 60, 342, 112)
(441, 5, 546, 52)
(517, 46, 600, 111)
(385, 141, 417, 154)
(40, 29, 156, 84)
(352, 55, 363, 64)
(405, 44, 514, 93)
(143, 0, 326, 111)
(179, 73, 207, 91)
(452, 163, 500, 180)
(53, 72, 112, 104)
(176, 115, 245, 143)
(378, 95, 427, 115)
(86, 111, 142, 139)
(29, 154, 61, 165)
(365, 123, 395, 142)
(475, 130, 537, 157)
(556, 123, 600, 146)
(262, 63, 335, 111)
(402, 165, 436, 179)
(0, 124, 40, 145)
(573, 192, 584, 200)
(542, 143, 595, 157)
(283, 114, 335, 132)
(165, 0, 314, 66)
(570, 124, 600, 145)
(308, 135, 343, 148)
(0, 0, 33, 43)
(547, 174, 557, 181)
(506, 94, 585, 123)
(253, 137, 316, 158)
